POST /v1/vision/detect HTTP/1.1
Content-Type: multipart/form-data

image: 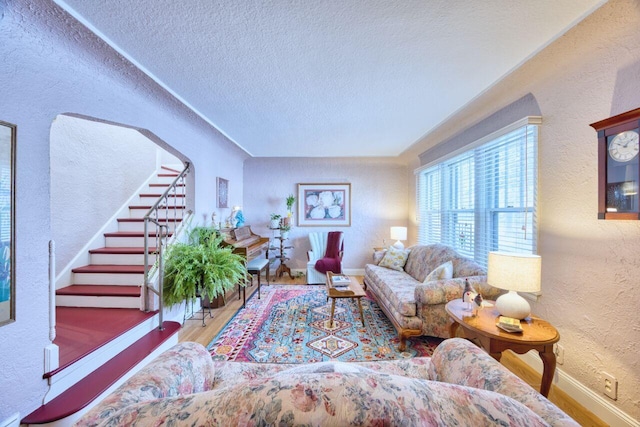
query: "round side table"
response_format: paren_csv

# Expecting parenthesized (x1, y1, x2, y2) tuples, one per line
(445, 298, 559, 397)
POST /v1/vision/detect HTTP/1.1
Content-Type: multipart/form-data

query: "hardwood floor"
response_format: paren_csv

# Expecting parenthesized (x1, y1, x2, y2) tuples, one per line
(178, 275, 605, 427)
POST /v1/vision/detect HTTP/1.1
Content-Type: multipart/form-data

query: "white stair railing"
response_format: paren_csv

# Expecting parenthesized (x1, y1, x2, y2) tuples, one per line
(143, 162, 190, 330)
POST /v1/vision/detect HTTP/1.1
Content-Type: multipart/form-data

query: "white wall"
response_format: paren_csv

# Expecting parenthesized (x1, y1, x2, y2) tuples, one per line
(402, 0, 640, 420)
(50, 115, 159, 272)
(0, 0, 248, 421)
(244, 157, 408, 271)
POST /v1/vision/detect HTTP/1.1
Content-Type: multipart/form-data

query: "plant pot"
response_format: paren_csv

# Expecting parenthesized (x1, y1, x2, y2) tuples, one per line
(270, 219, 280, 229)
(201, 293, 225, 308)
(281, 231, 290, 240)
(282, 216, 290, 227)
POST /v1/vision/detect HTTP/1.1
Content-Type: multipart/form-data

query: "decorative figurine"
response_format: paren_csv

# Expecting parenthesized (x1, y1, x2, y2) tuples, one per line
(462, 278, 476, 311)
(473, 292, 484, 315)
(234, 207, 245, 227)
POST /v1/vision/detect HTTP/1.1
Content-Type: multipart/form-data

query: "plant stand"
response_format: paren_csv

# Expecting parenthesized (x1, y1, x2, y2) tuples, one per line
(269, 226, 294, 280)
(184, 298, 213, 327)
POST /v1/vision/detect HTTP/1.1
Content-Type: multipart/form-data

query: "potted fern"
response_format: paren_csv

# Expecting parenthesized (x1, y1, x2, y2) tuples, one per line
(163, 227, 247, 310)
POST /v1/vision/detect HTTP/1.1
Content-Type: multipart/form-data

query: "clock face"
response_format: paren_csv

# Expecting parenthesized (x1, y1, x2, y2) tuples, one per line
(608, 130, 640, 162)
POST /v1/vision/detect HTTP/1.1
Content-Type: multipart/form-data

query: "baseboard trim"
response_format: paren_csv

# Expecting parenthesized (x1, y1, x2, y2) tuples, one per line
(344, 268, 365, 276)
(518, 352, 638, 427)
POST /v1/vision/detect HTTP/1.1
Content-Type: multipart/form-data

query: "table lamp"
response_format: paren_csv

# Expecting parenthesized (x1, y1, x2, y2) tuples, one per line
(390, 227, 407, 249)
(487, 251, 541, 319)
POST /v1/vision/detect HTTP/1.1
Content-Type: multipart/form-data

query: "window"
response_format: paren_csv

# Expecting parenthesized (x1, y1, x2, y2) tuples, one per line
(416, 118, 539, 267)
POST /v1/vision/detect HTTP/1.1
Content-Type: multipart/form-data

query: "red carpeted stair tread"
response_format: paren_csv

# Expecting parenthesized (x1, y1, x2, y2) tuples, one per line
(103, 231, 173, 237)
(89, 247, 158, 254)
(138, 193, 185, 197)
(149, 183, 185, 187)
(71, 265, 146, 274)
(56, 285, 141, 297)
(160, 165, 181, 173)
(128, 205, 184, 210)
(118, 217, 182, 222)
(22, 321, 181, 425)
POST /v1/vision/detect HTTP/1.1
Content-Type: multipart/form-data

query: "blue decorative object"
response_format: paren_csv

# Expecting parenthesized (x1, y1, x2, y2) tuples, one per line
(235, 209, 245, 227)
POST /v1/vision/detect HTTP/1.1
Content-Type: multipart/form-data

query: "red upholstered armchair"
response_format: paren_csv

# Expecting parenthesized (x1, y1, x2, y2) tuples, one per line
(306, 231, 344, 284)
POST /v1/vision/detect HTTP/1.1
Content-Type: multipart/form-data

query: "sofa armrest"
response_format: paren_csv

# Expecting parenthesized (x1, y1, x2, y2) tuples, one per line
(76, 342, 215, 427)
(415, 276, 486, 305)
(432, 338, 580, 427)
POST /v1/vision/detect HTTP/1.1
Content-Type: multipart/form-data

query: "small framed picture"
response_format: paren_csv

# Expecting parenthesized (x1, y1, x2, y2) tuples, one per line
(297, 183, 351, 226)
(217, 177, 229, 208)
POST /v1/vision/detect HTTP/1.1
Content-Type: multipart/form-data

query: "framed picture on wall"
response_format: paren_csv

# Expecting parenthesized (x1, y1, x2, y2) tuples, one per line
(217, 177, 229, 208)
(297, 183, 351, 226)
(0, 120, 16, 327)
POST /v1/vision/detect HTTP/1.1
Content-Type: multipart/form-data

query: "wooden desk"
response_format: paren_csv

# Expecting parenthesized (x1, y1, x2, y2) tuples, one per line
(325, 272, 366, 328)
(445, 299, 559, 397)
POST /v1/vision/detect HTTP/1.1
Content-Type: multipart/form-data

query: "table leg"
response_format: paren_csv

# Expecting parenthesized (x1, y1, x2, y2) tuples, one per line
(329, 298, 336, 328)
(357, 298, 365, 326)
(538, 345, 557, 397)
(449, 321, 459, 338)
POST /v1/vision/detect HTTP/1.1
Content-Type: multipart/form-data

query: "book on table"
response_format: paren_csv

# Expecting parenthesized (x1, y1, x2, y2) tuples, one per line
(331, 275, 351, 287)
(496, 316, 523, 333)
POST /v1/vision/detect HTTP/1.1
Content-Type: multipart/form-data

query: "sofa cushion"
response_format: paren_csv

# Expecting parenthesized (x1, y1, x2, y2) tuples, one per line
(424, 261, 454, 282)
(378, 246, 410, 271)
(404, 244, 486, 282)
(365, 264, 419, 317)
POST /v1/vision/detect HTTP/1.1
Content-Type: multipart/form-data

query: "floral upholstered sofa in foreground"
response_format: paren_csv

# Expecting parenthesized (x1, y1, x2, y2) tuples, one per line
(75, 338, 579, 426)
(364, 243, 503, 349)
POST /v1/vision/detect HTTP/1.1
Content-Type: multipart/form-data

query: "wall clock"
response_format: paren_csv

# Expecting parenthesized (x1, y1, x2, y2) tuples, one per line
(590, 107, 640, 219)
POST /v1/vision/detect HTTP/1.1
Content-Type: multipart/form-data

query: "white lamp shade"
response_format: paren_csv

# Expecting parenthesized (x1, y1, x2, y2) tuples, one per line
(487, 252, 541, 293)
(488, 252, 541, 319)
(390, 227, 407, 241)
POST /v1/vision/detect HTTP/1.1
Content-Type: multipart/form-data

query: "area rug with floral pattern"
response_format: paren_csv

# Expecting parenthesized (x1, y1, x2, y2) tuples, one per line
(207, 284, 442, 363)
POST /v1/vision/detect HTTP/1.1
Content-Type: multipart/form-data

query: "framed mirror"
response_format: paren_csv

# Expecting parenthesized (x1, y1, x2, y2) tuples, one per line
(0, 121, 15, 326)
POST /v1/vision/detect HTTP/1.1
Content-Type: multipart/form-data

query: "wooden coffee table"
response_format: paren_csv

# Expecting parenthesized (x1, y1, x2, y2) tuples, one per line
(445, 298, 559, 397)
(325, 272, 366, 328)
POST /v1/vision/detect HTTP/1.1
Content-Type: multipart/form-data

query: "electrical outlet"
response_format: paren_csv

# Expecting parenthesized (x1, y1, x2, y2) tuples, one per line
(602, 372, 618, 400)
(553, 344, 564, 365)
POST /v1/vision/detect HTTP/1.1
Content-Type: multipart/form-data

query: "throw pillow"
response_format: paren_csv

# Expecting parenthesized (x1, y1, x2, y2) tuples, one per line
(424, 261, 454, 283)
(378, 246, 410, 271)
(372, 249, 387, 265)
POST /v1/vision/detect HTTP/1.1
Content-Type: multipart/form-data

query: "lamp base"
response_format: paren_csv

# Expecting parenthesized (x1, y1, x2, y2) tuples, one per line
(495, 290, 531, 320)
(392, 240, 404, 249)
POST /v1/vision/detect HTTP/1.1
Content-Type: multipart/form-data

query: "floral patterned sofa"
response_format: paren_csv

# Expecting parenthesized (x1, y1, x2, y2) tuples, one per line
(364, 244, 503, 349)
(75, 338, 578, 426)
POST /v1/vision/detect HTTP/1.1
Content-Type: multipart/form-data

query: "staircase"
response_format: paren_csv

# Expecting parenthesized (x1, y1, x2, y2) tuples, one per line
(22, 165, 190, 426)
(55, 167, 185, 312)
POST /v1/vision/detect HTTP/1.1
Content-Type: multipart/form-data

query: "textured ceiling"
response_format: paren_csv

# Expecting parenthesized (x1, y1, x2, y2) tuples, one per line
(54, 0, 604, 157)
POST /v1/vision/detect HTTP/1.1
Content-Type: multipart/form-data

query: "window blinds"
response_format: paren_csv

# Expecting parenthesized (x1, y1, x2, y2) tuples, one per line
(416, 123, 538, 268)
